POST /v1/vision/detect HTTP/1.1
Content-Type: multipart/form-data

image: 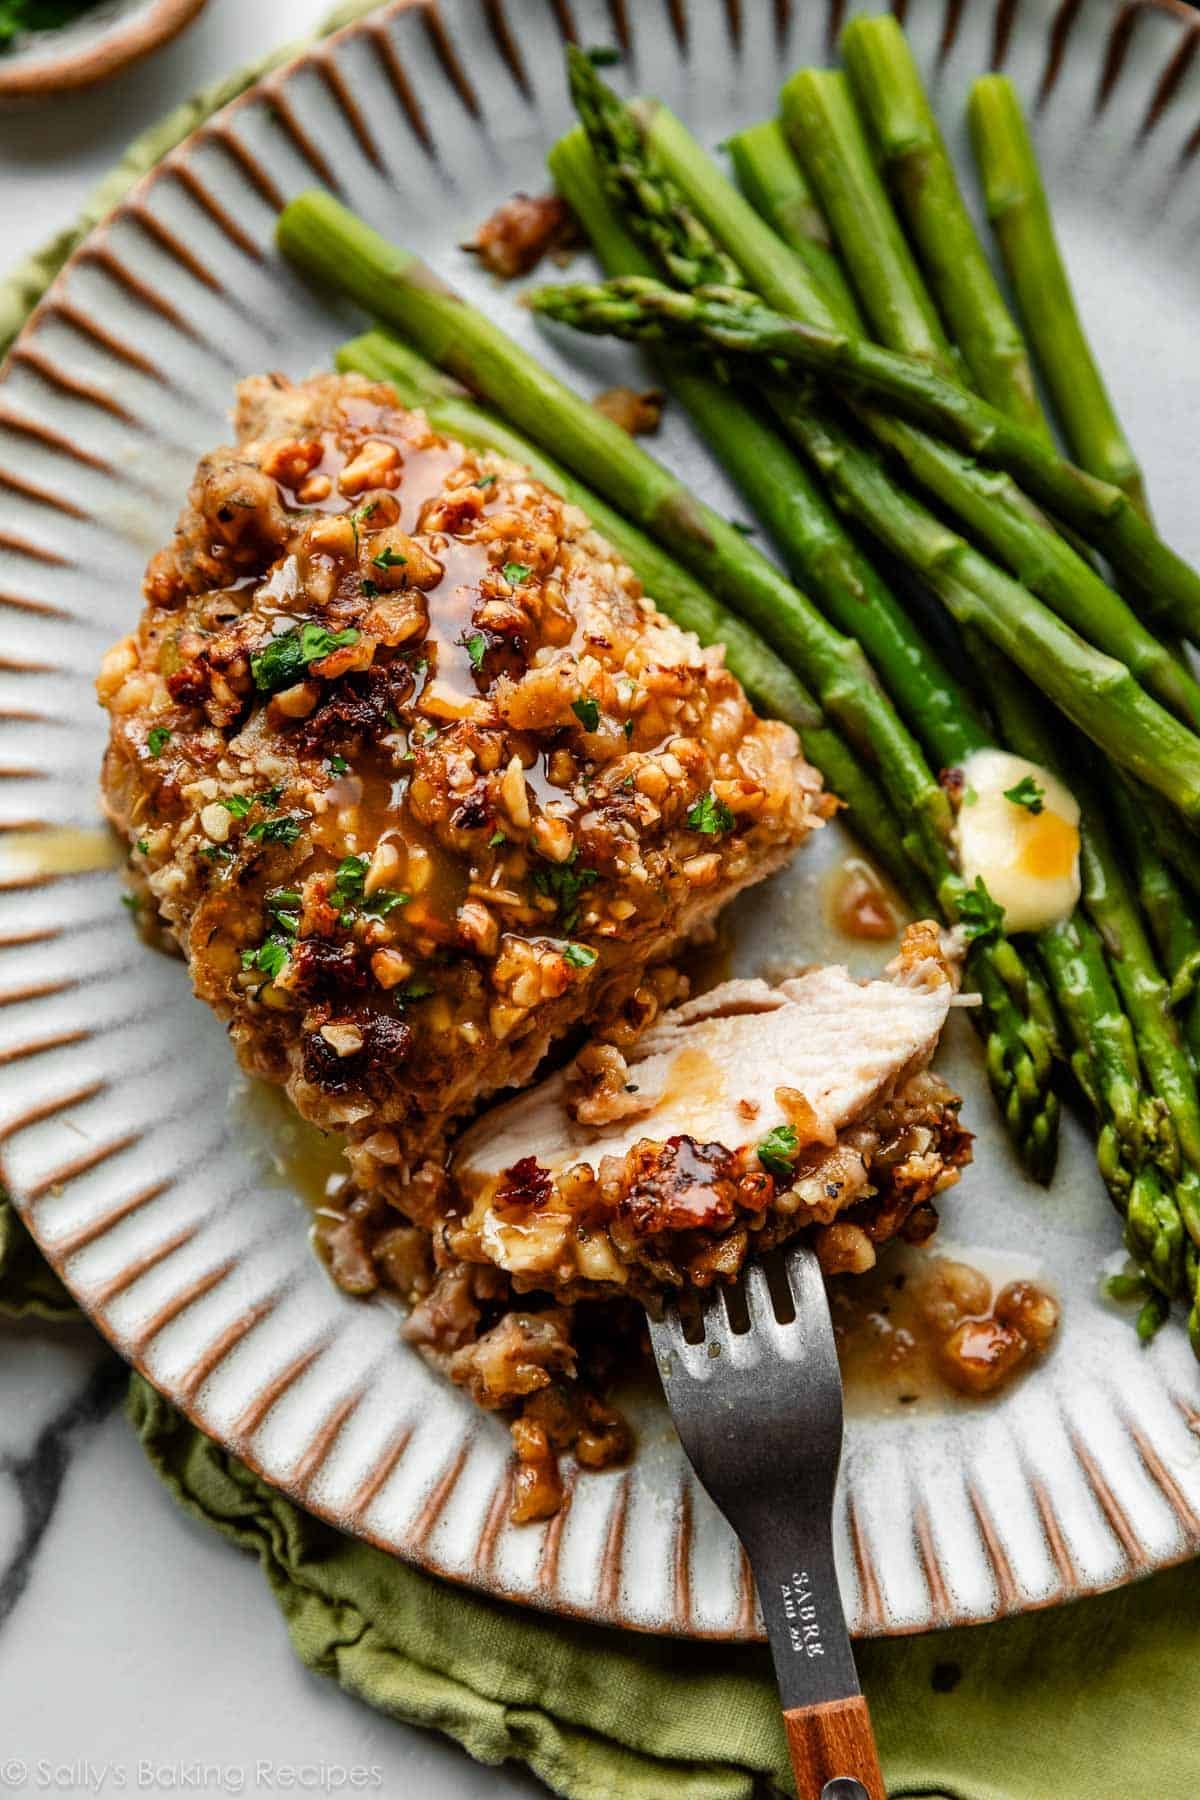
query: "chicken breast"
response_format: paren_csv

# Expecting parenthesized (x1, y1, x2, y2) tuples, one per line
(446, 921, 968, 1305)
(97, 373, 826, 1182)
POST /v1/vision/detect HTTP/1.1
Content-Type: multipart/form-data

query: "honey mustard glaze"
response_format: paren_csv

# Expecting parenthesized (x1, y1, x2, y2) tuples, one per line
(832, 1245, 1060, 1417)
(2, 825, 123, 875)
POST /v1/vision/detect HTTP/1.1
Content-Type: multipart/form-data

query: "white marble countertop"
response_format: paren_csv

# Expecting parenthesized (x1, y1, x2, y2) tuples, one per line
(0, 5, 545, 1790)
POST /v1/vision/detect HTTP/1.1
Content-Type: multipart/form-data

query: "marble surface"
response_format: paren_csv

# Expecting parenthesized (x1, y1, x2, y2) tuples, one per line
(0, 4, 543, 1790)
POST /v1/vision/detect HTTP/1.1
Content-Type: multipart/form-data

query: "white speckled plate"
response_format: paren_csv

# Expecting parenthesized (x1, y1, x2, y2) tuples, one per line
(2, 0, 1199, 1640)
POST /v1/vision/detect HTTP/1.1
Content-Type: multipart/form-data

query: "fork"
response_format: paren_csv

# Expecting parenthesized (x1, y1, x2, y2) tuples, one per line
(647, 1241, 886, 1800)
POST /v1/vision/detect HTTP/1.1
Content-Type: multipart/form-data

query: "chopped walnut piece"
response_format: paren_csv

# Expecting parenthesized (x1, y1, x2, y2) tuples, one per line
(591, 386, 665, 436)
(463, 191, 577, 279)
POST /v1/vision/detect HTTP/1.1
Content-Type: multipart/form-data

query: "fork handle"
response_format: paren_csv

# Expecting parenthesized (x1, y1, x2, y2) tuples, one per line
(782, 1696, 885, 1799)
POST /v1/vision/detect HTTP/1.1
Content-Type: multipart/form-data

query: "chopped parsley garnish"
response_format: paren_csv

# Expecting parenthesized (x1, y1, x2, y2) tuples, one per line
(241, 937, 289, 981)
(329, 754, 349, 775)
(136, 838, 149, 855)
(488, 830, 507, 849)
(361, 578, 381, 599)
(348, 500, 378, 555)
(1003, 775, 1046, 815)
(259, 784, 284, 807)
(572, 695, 600, 732)
(532, 851, 598, 931)
(957, 876, 1006, 944)
(250, 622, 360, 694)
(461, 631, 487, 672)
(385, 707, 403, 731)
(200, 843, 234, 863)
(120, 892, 141, 915)
(146, 727, 171, 757)
(367, 889, 410, 917)
(502, 561, 532, 585)
(220, 794, 254, 818)
(585, 44, 621, 65)
(757, 1124, 799, 1179)
(475, 473, 497, 490)
(265, 889, 302, 937)
(563, 942, 598, 969)
(246, 813, 305, 848)
(623, 719, 634, 739)
(333, 854, 369, 913)
(372, 546, 407, 570)
(399, 981, 435, 1003)
(687, 791, 734, 835)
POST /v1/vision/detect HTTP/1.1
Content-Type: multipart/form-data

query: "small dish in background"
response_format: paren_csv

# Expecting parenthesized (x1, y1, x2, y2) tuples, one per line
(0, 0, 206, 100)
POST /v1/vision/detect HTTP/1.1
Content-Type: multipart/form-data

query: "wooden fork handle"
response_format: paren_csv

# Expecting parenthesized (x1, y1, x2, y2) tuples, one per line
(782, 1695, 886, 1798)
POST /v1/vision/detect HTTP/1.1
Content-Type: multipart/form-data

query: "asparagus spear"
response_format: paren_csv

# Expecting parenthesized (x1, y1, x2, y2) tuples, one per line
(980, 650, 1200, 1303)
(1110, 780, 1200, 1064)
(546, 124, 1062, 1174)
(779, 68, 959, 379)
(335, 328, 928, 903)
(571, 78, 1200, 637)
(796, 38, 1200, 1067)
(525, 267, 1200, 643)
(550, 125, 984, 772)
(723, 103, 1200, 730)
(276, 194, 1065, 1178)
(532, 276, 1200, 822)
(731, 84, 1192, 1292)
(724, 119, 859, 326)
(839, 17, 1050, 438)
(968, 75, 1149, 514)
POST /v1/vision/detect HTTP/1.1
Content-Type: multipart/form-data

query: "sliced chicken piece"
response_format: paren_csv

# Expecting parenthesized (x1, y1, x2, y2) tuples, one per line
(445, 924, 971, 1305)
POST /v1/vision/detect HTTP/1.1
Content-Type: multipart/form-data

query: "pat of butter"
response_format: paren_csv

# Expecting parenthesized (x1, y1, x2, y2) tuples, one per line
(956, 748, 1081, 934)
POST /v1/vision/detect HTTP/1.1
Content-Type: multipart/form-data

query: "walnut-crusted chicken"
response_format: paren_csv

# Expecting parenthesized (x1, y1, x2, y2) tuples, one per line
(350, 928, 970, 1519)
(98, 371, 824, 1183)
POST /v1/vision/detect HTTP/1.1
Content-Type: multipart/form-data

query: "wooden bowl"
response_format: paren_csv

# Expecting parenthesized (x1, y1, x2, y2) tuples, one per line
(0, 0, 207, 100)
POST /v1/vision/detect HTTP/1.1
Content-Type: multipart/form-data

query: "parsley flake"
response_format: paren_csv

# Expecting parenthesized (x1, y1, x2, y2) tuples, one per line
(266, 889, 302, 937)
(572, 695, 600, 732)
(242, 937, 289, 981)
(757, 1124, 799, 1179)
(365, 889, 409, 918)
(488, 830, 507, 849)
(461, 631, 487, 672)
(502, 561, 532, 585)
(219, 794, 254, 819)
(687, 791, 734, 835)
(475, 473, 497, 490)
(532, 852, 598, 931)
(372, 546, 406, 570)
(332, 854, 369, 915)
(246, 813, 305, 848)
(957, 876, 1006, 945)
(146, 727, 171, 757)
(1003, 774, 1046, 815)
(329, 754, 349, 775)
(399, 981, 435, 1003)
(136, 838, 149, 855)
(623, 718, 634, 739)
(361, 578, 381, 599)
(563, 942, 598, 969)
(251, 622, 360, 694)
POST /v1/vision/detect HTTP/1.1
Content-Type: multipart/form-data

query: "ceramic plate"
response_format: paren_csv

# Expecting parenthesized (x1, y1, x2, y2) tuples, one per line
(2, 0, 1200, 1641)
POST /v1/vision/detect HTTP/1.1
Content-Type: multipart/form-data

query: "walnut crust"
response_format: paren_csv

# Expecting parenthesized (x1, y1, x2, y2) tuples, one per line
(98, 372, 825, 1175)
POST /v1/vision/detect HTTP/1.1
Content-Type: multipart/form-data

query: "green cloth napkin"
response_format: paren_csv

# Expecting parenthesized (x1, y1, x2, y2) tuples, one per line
(2, 16, 1199, 1796)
